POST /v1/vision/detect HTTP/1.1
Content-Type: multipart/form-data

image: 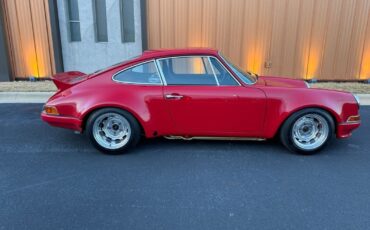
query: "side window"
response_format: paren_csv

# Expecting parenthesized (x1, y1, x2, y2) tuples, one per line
(209, 58, 239, 86)
(158, 57, 217, 85)
(113, 61, 162, 85)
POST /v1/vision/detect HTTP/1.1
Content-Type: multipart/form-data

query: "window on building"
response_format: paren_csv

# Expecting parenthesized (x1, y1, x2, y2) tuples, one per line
(66, 0, 81, 42)
(93, 0, 108, 42)
(120, 0, 135, 43)
(113, 61, 162, 85)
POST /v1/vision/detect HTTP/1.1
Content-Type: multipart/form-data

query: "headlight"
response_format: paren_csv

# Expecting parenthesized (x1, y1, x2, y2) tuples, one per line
(347, 115, 361, 123)
(304, 81, 310, 88)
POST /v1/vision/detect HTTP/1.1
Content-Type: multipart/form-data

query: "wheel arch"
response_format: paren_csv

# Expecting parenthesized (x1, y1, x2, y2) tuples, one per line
(273, 105, 339, 138)
(80, 105, 146, 136)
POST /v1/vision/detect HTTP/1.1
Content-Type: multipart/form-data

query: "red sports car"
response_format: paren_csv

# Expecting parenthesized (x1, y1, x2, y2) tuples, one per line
(41, 48, 361, 155)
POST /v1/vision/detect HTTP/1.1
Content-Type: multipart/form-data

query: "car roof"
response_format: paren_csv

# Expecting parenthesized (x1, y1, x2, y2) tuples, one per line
(140, 48, 219, 59)
(91, 48, 220, 77)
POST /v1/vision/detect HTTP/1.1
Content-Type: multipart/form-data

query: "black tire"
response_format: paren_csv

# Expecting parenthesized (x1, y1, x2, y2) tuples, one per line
(86, 108, 141, 154)
(279, 108, 335, 155)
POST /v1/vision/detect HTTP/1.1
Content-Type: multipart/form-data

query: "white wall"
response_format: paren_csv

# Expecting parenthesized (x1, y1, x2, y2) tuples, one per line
(57, 0, 142, 73)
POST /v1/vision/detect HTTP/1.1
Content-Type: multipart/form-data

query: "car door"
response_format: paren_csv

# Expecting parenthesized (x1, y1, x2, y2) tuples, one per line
(156, 56, 266, 137)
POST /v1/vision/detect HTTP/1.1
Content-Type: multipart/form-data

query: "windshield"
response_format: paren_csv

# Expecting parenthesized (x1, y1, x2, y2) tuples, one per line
(219, 53, 257, 84)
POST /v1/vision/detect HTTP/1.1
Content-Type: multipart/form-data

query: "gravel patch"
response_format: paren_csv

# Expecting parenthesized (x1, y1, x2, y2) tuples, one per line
(0, 81, 57, 92)
(311, 82, 370, 94)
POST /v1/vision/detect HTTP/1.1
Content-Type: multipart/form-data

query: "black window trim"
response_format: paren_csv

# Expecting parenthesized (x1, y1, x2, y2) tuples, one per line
(112, 60, 164, 86)
(154, 55, 241, 86)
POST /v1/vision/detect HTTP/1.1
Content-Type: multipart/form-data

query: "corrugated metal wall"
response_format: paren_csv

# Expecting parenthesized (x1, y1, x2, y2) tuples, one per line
(147, 0, 370, 80)
(1, 0, 55, 79)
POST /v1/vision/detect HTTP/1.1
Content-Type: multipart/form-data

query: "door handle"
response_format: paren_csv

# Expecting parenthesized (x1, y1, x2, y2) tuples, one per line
(165, 94, 184, 100)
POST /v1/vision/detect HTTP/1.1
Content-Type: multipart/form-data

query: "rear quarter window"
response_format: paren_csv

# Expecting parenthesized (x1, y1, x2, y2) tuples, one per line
(113, 61, 162, 85)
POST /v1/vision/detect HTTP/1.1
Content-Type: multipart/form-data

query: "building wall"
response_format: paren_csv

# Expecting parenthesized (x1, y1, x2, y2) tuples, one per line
(1, 0, 55, 79)
(147, 0, 370, 81)
(57, 0, 143, 73)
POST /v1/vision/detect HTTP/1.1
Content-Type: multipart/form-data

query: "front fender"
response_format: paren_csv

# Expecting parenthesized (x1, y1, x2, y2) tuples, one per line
(260, 87, 359, 138)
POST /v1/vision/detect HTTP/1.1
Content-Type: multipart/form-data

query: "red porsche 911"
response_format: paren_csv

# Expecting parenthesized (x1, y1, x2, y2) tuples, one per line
(41, 48, 361, 155)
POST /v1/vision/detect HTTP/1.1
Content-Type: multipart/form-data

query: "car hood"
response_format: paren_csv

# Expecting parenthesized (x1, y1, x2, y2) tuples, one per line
(258, 76, 308, 88)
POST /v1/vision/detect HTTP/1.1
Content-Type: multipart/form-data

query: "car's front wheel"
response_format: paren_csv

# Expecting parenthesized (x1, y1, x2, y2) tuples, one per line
(280, 108, 335, 154)
(86, 108, 141, 154)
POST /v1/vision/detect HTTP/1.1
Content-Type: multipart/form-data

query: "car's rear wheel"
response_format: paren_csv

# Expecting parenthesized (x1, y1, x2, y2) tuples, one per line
(280, 108, 335, 154)
(86, 108, 141, 154)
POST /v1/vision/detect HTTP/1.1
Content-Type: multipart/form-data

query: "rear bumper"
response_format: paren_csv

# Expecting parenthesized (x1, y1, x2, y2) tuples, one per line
(41, 112, 82, 132)
(336, 122, 360, 138)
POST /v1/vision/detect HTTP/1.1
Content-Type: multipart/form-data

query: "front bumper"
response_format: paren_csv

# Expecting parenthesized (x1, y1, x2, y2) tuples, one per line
(336, 122, 361, 138)
(41, 112, 82, 132)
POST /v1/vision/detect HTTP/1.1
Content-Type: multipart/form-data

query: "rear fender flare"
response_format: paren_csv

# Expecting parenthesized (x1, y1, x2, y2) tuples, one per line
(80, 104, 147, 136)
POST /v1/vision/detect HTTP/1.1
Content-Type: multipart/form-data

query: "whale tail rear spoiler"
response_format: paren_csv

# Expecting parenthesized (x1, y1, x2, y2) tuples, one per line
(51, 71, 88, 91)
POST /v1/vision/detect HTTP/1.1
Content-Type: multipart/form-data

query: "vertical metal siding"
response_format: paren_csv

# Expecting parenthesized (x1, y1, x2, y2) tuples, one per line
(147, 0, 370, 80)
(1, 0, 55, 79)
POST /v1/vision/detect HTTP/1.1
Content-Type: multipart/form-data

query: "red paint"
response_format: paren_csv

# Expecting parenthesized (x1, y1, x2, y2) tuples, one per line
(163, 86, 266, 137)
(259, 76, 307, 88)
(41, 48, 360, 140)
(52, 71, 88, 91)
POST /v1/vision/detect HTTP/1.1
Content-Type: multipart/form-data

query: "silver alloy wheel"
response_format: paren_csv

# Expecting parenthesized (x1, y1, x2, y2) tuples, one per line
(92, 113, 131, 150)
(291, 113, 329, 150)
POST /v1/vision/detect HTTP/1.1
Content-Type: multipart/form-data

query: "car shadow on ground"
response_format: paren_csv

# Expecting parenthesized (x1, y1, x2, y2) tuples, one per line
(47, 126, 352, 159)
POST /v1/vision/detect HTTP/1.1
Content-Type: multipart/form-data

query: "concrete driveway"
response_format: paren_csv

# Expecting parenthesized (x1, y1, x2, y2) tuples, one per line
(0, 104, 369, 230)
